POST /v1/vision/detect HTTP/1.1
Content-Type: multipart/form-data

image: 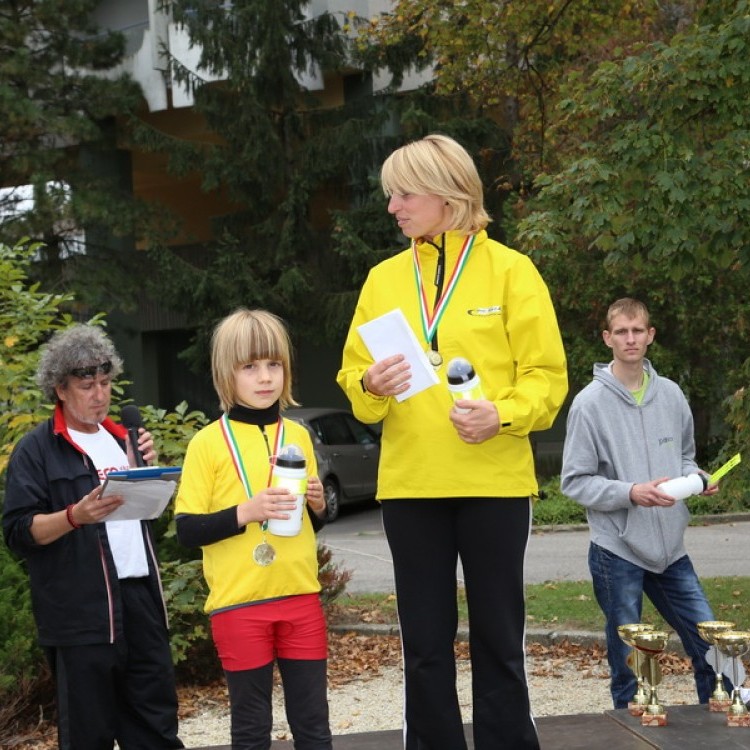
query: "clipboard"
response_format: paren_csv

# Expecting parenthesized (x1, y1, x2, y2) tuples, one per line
(101, 466, 182, 522)
(103, 466, 182, 483)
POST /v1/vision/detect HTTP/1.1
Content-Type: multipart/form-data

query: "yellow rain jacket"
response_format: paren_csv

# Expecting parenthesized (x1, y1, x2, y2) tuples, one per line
(337, 230, 568, 500)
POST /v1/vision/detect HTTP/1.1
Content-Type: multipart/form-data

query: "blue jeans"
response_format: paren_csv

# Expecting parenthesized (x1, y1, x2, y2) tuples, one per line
(588, 542, 718, 709)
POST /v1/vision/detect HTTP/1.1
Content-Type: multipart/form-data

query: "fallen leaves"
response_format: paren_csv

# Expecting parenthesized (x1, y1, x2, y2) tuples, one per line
(4, 633, 697, 748)
(328, 631, 402, 687)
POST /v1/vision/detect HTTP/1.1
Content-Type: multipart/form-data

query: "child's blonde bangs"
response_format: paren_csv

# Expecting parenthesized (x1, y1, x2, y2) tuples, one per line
(228, 316, 289, 369)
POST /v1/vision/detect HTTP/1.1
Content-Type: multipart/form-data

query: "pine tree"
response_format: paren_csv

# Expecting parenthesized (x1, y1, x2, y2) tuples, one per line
(0, 0, 155, 311)
(129, 1, 374, 354)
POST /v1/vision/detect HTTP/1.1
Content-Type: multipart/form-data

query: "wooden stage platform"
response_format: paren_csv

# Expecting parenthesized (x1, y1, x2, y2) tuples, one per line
(191, 704, 750, 749)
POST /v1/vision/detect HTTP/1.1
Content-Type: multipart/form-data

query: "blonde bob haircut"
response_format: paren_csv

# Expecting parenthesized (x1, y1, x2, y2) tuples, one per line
(380, 133, 491, 235)
(211, 308, 299, 413)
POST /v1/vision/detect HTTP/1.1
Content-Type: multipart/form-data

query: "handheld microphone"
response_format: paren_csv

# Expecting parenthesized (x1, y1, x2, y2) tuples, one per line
(120, 405, 147, 467)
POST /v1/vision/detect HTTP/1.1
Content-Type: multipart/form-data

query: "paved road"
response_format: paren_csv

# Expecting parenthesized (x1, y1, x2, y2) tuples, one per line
(319, 504, 750, 594)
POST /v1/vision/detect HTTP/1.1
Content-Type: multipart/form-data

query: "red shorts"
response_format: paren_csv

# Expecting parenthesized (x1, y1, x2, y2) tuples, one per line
(211, 593, 327, 671)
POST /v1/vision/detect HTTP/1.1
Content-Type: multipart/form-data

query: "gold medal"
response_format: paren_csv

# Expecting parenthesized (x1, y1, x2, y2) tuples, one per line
(427, 350, 443, 368)
(253, 542, 276, 567)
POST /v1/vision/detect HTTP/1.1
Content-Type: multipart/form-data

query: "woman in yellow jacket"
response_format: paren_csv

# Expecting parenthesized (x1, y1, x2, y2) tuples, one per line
(337, 134, 568, 750)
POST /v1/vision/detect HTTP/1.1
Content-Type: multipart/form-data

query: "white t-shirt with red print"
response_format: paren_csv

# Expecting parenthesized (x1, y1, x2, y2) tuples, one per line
(68, 426, 149, 578)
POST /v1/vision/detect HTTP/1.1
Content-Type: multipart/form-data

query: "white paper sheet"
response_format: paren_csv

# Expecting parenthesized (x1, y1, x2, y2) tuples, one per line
(357, 308, 440, 402)
(101, 470, 180, 521)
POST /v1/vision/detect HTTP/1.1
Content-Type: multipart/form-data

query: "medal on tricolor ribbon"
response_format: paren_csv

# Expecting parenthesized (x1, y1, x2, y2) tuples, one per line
(252, 541, 276, 566)
(412, 234, 475, 368)
(220, 413, 285, 567)
(427, 350, 443, 368)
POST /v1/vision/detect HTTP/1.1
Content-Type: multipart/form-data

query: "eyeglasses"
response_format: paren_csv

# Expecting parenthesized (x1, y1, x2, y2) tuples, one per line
(68, 361, 113, 379)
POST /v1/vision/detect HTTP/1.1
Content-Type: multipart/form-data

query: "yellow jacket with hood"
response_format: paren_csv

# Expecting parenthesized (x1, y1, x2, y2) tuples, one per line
(337, 230, 568, 500)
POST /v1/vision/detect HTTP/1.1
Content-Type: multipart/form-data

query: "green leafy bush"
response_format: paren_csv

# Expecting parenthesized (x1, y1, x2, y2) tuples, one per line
(685, 458, 750, 517)
(159, 559, 219, 682)
(0, 533, 56, 740)
(141, 401, 210, 564)
(318, 543, 353, 604)
(142, 402, 211, 468)
(713, 369, 750, 514)
(533, 476, 587, 526)
(0, 539, 43, 694)
(0, 240, 78, 473)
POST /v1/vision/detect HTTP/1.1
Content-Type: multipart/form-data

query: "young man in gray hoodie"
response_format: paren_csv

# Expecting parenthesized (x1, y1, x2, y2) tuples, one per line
(560, 297, 723, 710)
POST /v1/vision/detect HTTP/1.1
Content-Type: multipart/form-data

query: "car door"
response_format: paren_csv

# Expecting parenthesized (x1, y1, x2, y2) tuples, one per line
(341, 413, 380, 497)
(314, 412, 379, 499)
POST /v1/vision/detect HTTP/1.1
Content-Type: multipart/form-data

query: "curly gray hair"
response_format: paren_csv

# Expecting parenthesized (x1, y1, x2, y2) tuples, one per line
(36, 325, 124, 402)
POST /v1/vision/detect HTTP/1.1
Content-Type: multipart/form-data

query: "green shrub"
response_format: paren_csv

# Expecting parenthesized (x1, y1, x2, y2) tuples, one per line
(141, 401, 211, 564)
(0, 240, 81, 474)
(142, 402, 211, 469)
(719, 357, 750, 501)
(686, 473, 750, 516)
(0, 536, 56, 741)
(0, 541, 42, 695)
(159, 558, 220, 683)
(533, 476, 587, 526)
(318, 543, 353, 604)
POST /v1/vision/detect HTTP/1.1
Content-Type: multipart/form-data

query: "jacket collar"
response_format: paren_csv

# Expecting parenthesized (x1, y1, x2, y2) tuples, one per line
(413, 229, 486, 256)
(52, 402, 128, 453)
(227, 401, 280, 426)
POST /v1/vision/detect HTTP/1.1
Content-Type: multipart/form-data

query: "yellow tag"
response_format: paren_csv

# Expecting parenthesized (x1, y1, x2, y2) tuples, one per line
(272, 476, 307, 495)
(709, 453, 741, 485)
(451, 384, 485, 402)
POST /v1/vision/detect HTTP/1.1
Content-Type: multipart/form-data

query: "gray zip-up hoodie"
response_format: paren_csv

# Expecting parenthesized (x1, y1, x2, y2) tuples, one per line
(560, 359, 700, 573)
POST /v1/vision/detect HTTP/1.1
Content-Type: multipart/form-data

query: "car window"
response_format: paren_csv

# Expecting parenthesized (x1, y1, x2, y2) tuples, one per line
(316, 414, 356, 446)
(344, 414, 379, 446)
(306, 420, 325, 443)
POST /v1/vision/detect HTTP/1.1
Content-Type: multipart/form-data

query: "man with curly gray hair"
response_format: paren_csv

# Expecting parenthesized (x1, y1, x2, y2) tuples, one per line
(35, 324, 124, 402)
(2, 324, 184, 750)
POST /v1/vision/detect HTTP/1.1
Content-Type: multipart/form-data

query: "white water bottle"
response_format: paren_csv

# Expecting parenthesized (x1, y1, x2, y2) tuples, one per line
(447, 357, 485, 414)
(267, 444, 307, 537)
(657, 473, 708, 501)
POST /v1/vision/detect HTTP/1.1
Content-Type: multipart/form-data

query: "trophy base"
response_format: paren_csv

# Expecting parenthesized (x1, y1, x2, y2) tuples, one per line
(726, 712, 750, 727)
(641, 710, 667, 727)
(627, 701, 646, 717)
(709, 697, 732, 712)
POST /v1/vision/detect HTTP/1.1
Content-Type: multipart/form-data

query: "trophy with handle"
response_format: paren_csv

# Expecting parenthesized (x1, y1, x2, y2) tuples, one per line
(697, 620, 735, 711)
(633, 630, 671, 726)
(618, 623, 655, 715)
(714, 630, 750, 728)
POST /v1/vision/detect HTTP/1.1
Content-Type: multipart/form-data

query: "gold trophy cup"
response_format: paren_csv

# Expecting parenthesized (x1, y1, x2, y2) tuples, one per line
(618, 623, 656, 715)
(714, 630, 750, 728)
(633, 630, 672, 726)
(697, 620, 735, 711)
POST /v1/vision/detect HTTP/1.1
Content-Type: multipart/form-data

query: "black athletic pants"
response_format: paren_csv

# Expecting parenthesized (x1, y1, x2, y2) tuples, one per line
(47, 577, 183, 750)
(224, 658, 332, 750)
(382, 497, 539, 750)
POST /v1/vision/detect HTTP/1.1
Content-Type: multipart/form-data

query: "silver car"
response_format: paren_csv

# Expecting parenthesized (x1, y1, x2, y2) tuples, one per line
(284, 407, 381, 521)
